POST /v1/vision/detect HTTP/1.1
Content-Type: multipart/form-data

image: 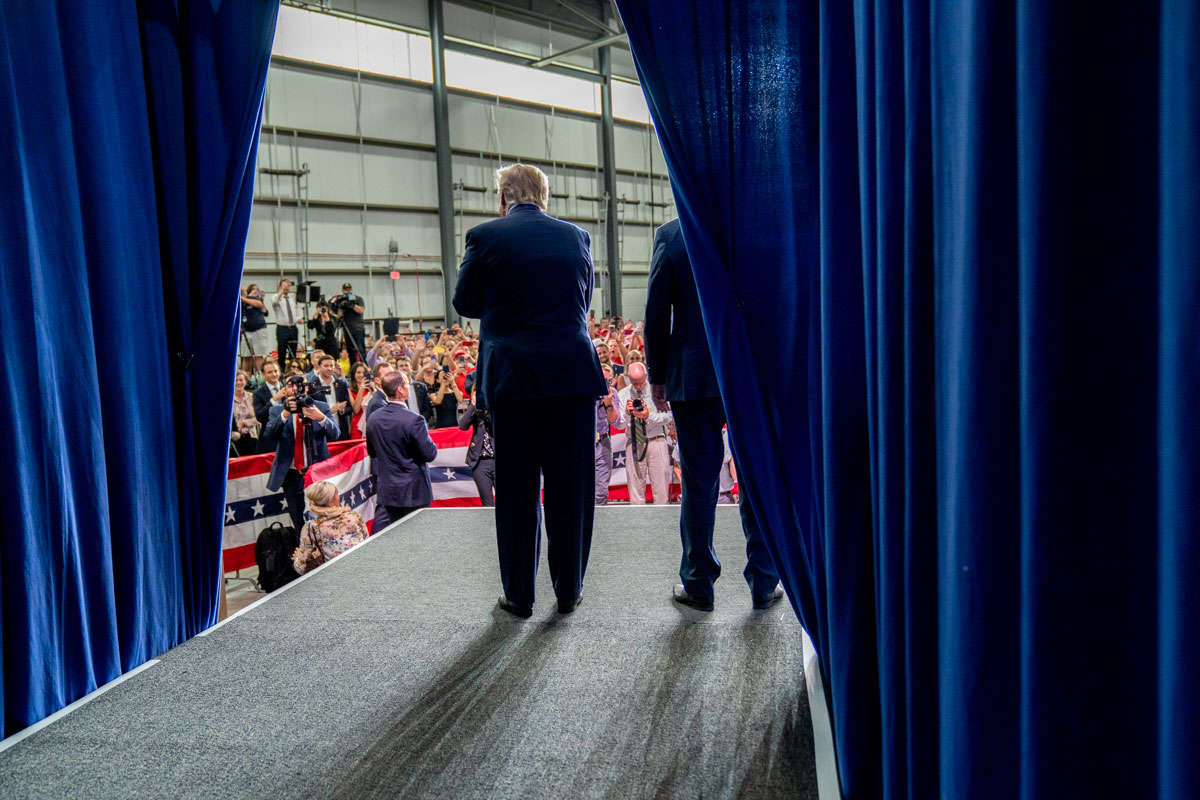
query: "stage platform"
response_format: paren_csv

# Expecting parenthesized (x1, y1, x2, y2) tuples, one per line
(0, 507, 818, 799)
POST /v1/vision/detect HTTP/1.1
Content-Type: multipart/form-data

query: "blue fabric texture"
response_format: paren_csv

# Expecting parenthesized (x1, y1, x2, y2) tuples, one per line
(616, 1, 1199, 798)
(0, 1, 277, 736)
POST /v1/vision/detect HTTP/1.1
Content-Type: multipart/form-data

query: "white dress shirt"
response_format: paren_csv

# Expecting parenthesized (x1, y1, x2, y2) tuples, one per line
(272, 291, 297, 326)
(616, 382, 672, 438)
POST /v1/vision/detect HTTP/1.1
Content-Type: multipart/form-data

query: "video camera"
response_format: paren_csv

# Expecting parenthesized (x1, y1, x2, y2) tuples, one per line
(285, 374, 329, 414)
(329, 292, 360, 314)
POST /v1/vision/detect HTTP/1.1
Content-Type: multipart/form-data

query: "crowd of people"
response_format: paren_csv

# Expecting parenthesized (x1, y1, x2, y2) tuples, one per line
(231, 309, 719, 508)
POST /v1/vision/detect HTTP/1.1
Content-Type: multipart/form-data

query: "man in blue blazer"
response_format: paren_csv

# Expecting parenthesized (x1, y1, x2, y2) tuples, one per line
(366, 371, 437, 531)
(452, 163, 607, 618)
(644, 218, 783, 612)
(262, 375, 341, 533)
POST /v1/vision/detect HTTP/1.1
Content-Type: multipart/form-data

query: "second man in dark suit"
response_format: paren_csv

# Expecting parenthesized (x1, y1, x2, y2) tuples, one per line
(645, 218, 783, 612)
(366, 370, 438, 531)
(452, 163, 606, 618)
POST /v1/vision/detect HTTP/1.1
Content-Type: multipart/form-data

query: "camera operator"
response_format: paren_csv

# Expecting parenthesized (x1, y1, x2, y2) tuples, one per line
(312, 354, 352, 441)
(617, 361, 673, 505)
(308, 300, 339, 356)
(594, 364, 625, 504)
(239, 283, 269, 375)
(457, 388, 496, 506)
(272, 278, 299, 361)
(262, 374, 340, 533)
(331, 282, 367, 364)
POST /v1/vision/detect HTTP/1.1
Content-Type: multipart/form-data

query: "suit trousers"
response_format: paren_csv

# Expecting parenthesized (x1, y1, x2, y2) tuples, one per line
(276, 324, 298, 361)
(281, 468, 306, 535)
(472, 458, 496, 506)
(594, 438, 612, 504)
(490, 394, 595, 609)
(624, 438, 670, 504)
(671, 398, 780, 601)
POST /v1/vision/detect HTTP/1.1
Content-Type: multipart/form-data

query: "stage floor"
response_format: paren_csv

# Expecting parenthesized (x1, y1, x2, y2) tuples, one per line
(1, 507, 817, 799)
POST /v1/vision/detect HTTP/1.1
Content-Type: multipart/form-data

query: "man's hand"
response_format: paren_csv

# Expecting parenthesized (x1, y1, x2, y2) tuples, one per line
(625, 398, 634, 414)
(335, 401, 347, 413)
(651, 384, 667, 411)
(634, 407, 651, 421)
(602, 393, 613, 409)
(272, 387, 288, 402)
(301, 405, 326, 422)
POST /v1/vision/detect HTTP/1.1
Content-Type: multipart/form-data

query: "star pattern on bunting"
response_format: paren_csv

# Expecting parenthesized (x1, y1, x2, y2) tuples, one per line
(251, 499, 265, 517)
(613, 451, 626, 469)
(225, 506, 236, 523)
(443, 468, 456, 480)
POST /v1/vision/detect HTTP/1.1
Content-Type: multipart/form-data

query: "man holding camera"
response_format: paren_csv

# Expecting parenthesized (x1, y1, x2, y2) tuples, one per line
(452, 163, 606, 618)
(308, 301, 339, 356)
(332, 282, 367, 364)
(272, 278, 299, 362)
(645, 218, 783, 612)
(262, 375, 340, 533)
(617, 362, 673, 504)
(240, 283, 269, 375)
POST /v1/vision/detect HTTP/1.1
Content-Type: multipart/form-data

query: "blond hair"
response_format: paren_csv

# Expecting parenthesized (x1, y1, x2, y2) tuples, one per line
(304, 480, 340, 511)
(496, 163, 549, 209)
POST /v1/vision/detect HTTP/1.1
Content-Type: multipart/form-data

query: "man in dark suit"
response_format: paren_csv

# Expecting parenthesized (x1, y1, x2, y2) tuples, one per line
(452, 163, 606, 618)
(366, 371, 437, 530)
(645, 218, 783, 612)
(310, 354, 353, 440)
(253, 360, 287, 453)
(262, 375, 341, 533)
(359, 362, 393, 439)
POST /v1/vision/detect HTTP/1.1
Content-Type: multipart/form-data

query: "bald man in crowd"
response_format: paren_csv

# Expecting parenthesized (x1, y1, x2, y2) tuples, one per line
(616, 361, 673, 505)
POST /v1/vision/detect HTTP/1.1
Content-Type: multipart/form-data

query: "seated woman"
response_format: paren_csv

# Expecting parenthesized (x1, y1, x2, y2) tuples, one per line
(291, 481, 368, 575)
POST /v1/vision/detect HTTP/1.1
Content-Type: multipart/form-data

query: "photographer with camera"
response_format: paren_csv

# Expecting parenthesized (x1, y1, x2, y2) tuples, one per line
(312, 354, 352, 441)
(262, 374, 340, 533)
(330, 282, 367, 364)
(239, 283, 269, 375)
(458, 388, 496, 506)
(308, 300, 339, 357)
(430, 362, 464, 429)
(616, 361, 673, 505)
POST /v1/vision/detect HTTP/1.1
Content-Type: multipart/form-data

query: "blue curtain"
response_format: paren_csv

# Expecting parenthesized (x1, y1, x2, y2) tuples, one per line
(0, 1, 276, 736)
(616, 2, 1200, 798)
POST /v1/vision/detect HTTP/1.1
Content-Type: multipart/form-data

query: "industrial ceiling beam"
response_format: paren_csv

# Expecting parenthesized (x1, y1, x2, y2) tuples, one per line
(528, 31, 627, 69)
(551, 0, 620, 36)
(429, 0, 460, 325)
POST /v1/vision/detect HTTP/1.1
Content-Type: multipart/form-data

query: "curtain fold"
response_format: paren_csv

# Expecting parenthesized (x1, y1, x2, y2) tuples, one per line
(0, 0, 276, 736)
(616, 1, 1200, 798)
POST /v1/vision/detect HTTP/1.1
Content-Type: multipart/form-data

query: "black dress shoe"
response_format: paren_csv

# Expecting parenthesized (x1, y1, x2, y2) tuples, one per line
(752, 586, 785, 610)
(672, 584, 714, 612)
(556, 594, 582, 614)
(497, 597, 533, 618)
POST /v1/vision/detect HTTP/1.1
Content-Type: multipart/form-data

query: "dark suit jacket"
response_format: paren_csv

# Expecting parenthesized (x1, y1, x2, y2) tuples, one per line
(458, 403, 491, 469)
(452, 203, 607, 406)
(252, 382, 282, 428)
(644, 218, 720, 402)
(261, 400, 340, 492)
(366, 402, 438, 508)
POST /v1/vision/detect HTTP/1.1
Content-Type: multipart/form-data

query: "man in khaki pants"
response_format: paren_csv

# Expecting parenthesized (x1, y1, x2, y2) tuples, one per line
(618, 362, 672, 504)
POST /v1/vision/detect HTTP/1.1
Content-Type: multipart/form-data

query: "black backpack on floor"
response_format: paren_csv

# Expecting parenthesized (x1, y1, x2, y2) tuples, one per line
(255, 521, 300, 592)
